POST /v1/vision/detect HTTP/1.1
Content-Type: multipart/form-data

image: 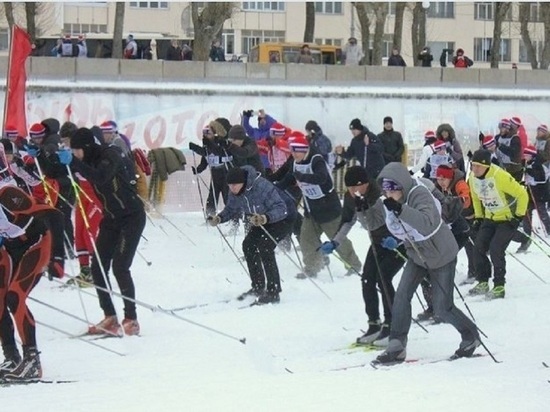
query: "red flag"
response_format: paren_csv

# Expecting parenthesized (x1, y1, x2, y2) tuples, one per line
(3, 25, 33, 137)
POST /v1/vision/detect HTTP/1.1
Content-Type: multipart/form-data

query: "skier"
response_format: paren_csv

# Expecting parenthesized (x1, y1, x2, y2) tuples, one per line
(373, 162, 480, 365)
(0, 185, 65, 382)
(207, 165, 296, 304)
(319, 166, 405, 345)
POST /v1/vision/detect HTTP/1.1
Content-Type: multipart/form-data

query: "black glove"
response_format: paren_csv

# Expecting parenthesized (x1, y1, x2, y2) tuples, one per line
(478, 132, 484, 144)
(48, 256, 65, 280)
(293, 171, 305, 181)
(471, 218, 482, 231)
(242, 110, 253, 118)
(333, 160, 347, 170)
(510, 215, 523, 230)
(383, 197, 402, 215)
(466, 150, 473, 159)
(189, 142, 203, 154)
(191, 166, 197, 175)
(354, 195, 369, 212)
(409, 170, 414, 175)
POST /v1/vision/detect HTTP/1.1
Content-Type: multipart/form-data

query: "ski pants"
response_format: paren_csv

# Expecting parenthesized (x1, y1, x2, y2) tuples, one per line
(206, 167, 228, 215)
(362, 244, 405, 324)
(74, 180, 103, 268)
(91, 210, 146, 320)
(523, 199, 550, 237)
(390, 258, 478, 349)
(242, 217, 294, 293)
(473, 220, 516, 286)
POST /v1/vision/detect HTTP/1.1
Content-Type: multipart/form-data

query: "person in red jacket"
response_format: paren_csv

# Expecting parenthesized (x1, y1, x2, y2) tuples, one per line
(452, 48, 473, 68)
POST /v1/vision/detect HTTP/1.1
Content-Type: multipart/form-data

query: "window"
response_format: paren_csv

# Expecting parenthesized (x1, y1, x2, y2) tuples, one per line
(519, 39, 544, 63)
(222, 30, 235, 55)
(63, 23, 108, 35)
(242, 2, 285, 12)
(530, 2, 542, 21)
(241, 29, 285, 55)
(315, 2, 343, 14)
(129, 2, 168, 9)
(314, 38, 342, 46)
(0, 28, 8, 51)
(474, 37, 511, 62)
(385, 2, 397, 16)
(426, 2, 454, 18)
(428, 41, 456, 65)
(474, 2, 493, 20)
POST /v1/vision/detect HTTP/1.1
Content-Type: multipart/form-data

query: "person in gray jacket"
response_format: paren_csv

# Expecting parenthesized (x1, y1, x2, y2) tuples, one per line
(373, 162, 480, 365)
(207, 165, 296, 304)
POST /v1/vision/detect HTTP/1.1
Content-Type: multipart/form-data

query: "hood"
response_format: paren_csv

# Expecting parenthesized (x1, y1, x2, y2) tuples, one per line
(377, 162, 415, 200)
(41, 118, 60, 135)
(436, 123, 456, 141)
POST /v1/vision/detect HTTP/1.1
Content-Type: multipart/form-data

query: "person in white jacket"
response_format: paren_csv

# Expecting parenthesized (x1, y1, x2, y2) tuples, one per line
(410, 130, 437, 175)
(343, 37, 364, 66)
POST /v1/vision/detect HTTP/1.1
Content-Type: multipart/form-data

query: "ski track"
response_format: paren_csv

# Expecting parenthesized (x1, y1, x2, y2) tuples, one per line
(4, 212, 550, 412)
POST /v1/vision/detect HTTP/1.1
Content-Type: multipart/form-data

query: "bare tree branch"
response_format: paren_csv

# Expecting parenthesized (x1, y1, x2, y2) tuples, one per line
(519, 2, 538, 69)
(353, 2, 370, 65)
(304, 2, 315, 43)
(371, 2, 388, 65)
(192, 2, 235, 61)
(112, 2, 125, 59)
(393, 2, 406, 51)
(490, 2, 511, 69)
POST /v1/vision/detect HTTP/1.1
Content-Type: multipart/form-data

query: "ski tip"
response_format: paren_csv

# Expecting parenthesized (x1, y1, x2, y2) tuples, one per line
(284, 367, 294, 374)
(240, 337, 247, 345)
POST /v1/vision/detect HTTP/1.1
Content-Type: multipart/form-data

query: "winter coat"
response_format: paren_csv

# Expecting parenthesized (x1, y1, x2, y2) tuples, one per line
(452, 55, 473, 68)
(417, 50, 433, 67)
(496, 132, 522, 173)
(166, 45, 182, 61)
(524, 156, 548, 203)
(469, 164, 528, 222)
(218, 165, 292, 224)
(388, 54, 406, 67)
(309, 127, 333, 162)
(242, 114, 276, 169)
(435, 169, 474, 219)
(343, 44, 364, 66)
(341, 126, 385, 178)
(148, 148, 186, 181)
(209, 46, 225, 62)
(436, 123, 464, 172)
(411, 141, 435, 174)
(535, 134, 550, 164)
(377, 162, 459, 269)
(226, 136, 265, 176)
(71, 145, 143, 220)
(296, 52, 314, 64)
(378, 129, 404, 163)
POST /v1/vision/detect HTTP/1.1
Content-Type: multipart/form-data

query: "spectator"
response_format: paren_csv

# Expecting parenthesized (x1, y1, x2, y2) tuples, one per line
(304, 120, 333, 164)
(378, 116, 404, 164)
(124, 34, 138, 59)
(439, 48, 453, 67)
(76, 35, 87, 58)
(209, 40, 226, 62)
(166, 39, 182, 61)
(182, 44, 193, 61)
(452, 48, 473, 68)
(59, 34, 75, 58)
(387, 48, 406, 67)
(52, 38, 62, 57)
(342, 37, 364, 66)
(296, 44, 314, 64)
(417, 46, 433, 67)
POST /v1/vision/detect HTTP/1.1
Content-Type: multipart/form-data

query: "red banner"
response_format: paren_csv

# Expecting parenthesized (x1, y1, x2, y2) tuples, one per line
(3, 25, 33, 137)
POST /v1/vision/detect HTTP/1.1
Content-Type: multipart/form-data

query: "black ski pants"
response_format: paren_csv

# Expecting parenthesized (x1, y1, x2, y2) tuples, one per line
(206, 167, 228, 215)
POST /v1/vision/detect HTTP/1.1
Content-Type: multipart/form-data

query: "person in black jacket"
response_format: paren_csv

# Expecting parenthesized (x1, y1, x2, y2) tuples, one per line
(335, 118, 385, 178)
(522, 145, 550, 238)
(166, 39, 182, 61)
(319, 166, 405, 346)
(387, 48, 406, 67)
(378, 116, 404, 164)
(60, 128, 145, 337)
(225, 125, 265, 176)
(417, 46, 433, 67)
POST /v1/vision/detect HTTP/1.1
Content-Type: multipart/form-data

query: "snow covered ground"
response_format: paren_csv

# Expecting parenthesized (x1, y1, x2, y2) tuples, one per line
(3, 211, 550, 411)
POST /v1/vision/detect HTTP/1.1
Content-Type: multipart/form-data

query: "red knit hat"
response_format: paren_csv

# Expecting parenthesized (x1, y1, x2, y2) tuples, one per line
(510, 117, 522, 128)
(270, 122, 286, 137)
(436, 164, 454, 180)
(433, 139, 446, 151)
(524, 145, 537, 157)
(99, 121, 116, 133)
(498, 118, 511, 129)
(288, 132, 309, 152)
(4, 125, 19, 139)
(424, 130, 436, 140)
(29, 123, 46, 139)
(537, 124, 548, 134)
(482, 135, 496, 148)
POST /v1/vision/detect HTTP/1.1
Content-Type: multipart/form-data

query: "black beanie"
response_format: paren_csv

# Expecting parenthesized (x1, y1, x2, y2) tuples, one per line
(70, 127, 95, 149)
(345, 166, 370, 187)
(349, 118, 363, 131)
(226, 167, 248, 184)
(305, 120, 320, 133)
(471, 149, 492, 167)
(383, 116, 393, 125)
(60, 121, 78, 139)
(228, 125, 247, 141)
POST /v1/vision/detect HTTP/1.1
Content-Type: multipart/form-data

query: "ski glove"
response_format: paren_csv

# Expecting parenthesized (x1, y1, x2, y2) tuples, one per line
(381, 236, 399, 250)
(207, 215, 221, 226)
(510, 216, 524, 230)
(319, 240, 339, 255)
(248, 214, 267, 226)
(48, 256, 65, 280)
(57, 149, 73, 165)
(25, 145, 40, 158)
(478, 132, 485, 143)
(242, 110, 253, 118)
(383, 198, 402, 215)
(191, 166, 197, 175)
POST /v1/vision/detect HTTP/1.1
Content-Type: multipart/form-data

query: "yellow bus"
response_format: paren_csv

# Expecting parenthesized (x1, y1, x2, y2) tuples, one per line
(248, 42, 342, 65)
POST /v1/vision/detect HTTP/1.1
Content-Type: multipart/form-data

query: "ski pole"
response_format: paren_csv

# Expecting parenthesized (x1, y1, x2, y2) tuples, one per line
(136, 249, 152, 266)
(35, 319, 125, 357)
(57, 272, 247, 345)
(191, 152, 208, 220)
(213, 224, 250, 279)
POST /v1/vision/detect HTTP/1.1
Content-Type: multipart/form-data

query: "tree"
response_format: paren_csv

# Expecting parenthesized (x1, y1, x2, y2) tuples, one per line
(112, 1, 125, 59)
(411, 2, 427, 66)
(371, 2, 388, 65)
(353, 2, 370, 65)
(4, 2, 15, 29)
(393, 2, 406, 52)
(304, 2, 315, 43)
(540, 3, 550, 69)
(24, 2, 37, 42)
(518, 2, 538, 69)
(191, 2, 234, 61)
(489, 2, 511, 69)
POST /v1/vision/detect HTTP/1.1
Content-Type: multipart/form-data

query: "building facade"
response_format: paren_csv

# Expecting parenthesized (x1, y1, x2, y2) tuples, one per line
(1, 2, 546, 68)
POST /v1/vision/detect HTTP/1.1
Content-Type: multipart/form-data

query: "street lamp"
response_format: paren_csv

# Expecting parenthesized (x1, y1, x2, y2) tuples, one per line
(422, 2, 430, 9)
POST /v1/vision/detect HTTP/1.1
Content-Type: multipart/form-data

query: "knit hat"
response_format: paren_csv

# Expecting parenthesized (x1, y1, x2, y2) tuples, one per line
(433, 139, 446, 151)
(381, 178, 403, 192)
(288, 131, 309, 152)
(29, 123, 46, 139)
(482, 135, 496, 148)
(99, 121, 116, 133)
(70, 127, 95, 149)
(435, 164, 454, 180)
(228, 125, 247, 141)
(538, 124, 548, 134)
(269, 122, 286, 137)
(226, 167, 247, 184)
(210, 120, 228, 138)
(344, 166, 370, 187)
(383, 116, 393, 125)
(424, 130, 436, 140)
(305, 120, 320, 133)
(524, 145, 537, 157)
(471, 149, 492, 167)
(60, 121, 78, 139)
(349, 118, 363, 131)
(4, 125, 18, 139)
(498, 118, 511, 129)
(510, 117, 522, 128)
